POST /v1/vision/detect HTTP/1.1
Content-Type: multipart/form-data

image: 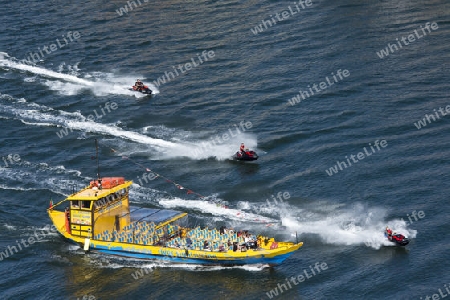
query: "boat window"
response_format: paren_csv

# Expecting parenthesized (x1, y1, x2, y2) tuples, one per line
(94, 200, 102, 210)
(81, 201, 91, 209)
(71, 200, 80, 208)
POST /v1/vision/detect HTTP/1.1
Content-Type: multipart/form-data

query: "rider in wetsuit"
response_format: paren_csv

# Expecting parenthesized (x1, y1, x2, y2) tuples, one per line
(134, 79, 144, 91)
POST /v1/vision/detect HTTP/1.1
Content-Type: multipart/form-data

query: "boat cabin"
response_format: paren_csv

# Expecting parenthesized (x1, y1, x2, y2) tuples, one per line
(65, 177, 132, 238)
(64, 177, 188, 245)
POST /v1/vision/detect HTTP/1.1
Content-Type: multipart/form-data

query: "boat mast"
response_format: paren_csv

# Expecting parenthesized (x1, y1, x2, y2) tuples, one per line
(95, 139, 101, 180)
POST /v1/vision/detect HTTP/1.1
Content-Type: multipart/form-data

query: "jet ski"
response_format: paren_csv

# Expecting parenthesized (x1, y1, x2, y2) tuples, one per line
(233, 150, 258, 161)
(131, 85, 152, 95)
(385, 228, 409, 246)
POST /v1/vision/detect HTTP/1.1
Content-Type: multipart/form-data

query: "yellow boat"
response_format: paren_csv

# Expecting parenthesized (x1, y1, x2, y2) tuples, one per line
(48, 177, 303, 266)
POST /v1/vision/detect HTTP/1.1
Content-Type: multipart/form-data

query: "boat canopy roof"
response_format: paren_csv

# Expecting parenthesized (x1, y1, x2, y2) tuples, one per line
(67, 181, 132, 201)
(129, 206, 187, 226)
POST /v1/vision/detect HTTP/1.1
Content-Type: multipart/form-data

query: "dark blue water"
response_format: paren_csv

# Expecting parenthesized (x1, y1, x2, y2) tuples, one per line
(1, 1, 450, 299)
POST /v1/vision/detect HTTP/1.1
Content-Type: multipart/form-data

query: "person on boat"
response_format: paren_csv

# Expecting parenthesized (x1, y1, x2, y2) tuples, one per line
(203, 240, 210, 250)
(257, 236, 262, 248)
(186, 237, 193, 249)
(65, 207, 70, 221)
(244, 235, 251, 244)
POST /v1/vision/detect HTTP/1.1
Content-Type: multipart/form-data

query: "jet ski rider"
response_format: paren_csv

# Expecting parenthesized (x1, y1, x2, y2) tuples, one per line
(135, 79, 144, 90)
(240, 143, 245, 153)
(386, 227, 393, 239)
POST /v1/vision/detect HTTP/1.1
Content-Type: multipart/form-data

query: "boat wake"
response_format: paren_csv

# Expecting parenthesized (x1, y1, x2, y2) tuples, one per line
(159, 197, 278, 225)
(85, 253, 268, 272)
(276, 201, 417, 249)
(0, 93, 258, 160)
(110, 124, 259, 161)
(0, 157, 84, 197)
(0, 94, 178, 149)
(0, 52, 159, 97)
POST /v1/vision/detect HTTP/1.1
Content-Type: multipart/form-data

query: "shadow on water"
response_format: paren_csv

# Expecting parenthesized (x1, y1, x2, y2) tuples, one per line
(378, 244, 410, 256)
(227, 159, 261, 176)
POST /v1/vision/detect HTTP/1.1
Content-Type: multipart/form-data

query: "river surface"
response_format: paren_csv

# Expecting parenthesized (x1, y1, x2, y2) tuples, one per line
(1, 1, 449, 299)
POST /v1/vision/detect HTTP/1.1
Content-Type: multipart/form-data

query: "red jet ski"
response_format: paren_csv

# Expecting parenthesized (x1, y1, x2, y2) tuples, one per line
(131, 85, 152, 95)
(385, 227, 409, 246)
(131, 79, 152, 95)
(233, 150, 258, 161)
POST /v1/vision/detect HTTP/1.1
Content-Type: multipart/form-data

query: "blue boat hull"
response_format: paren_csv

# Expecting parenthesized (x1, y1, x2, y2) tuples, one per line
(96, 248, 294, 266)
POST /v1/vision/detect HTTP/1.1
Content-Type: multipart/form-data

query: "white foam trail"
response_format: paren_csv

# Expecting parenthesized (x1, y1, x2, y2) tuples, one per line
(80, 71, 160, 97)
(0, 184, 43, 192)
(138, 125, 258, 160)
(146, 131, 258, 161)
(0, 94, 258, 160)
(0, 157, 86, 197)
(68, 245, 81, 251)
(3, 224, 17, 230)
(129, 263, 268, 271)
(0, 53, 159, 97)
(88, 253, 269, 271)
(0, 53, 93, 86)
(63, 120, 177, 149)
(279, 202, 417, 249)
(0, 97, 177, 149)
(159, 197, 277, 224)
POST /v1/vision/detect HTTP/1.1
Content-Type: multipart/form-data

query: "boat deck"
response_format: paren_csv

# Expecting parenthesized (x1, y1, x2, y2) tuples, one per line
(91, 206, 279, 252)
